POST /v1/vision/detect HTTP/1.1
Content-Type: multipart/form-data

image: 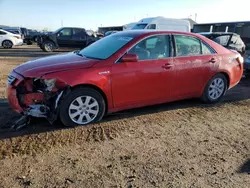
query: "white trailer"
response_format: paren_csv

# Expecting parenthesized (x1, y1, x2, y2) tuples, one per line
(131, 16, 191, 32)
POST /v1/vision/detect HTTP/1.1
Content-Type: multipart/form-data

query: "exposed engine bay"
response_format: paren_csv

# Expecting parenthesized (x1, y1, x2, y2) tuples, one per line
(12, 77, 70, 130)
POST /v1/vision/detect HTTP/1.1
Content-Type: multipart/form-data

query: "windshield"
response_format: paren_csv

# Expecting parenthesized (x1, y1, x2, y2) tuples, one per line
(53, 27, 63, 34)
(79, 35, 134, 60)
(131, 24, 147, 30)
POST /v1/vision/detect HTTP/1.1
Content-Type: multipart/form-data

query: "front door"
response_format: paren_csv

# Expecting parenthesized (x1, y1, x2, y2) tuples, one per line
(111, 34, 176, 107)
(57, 28, 73, 47)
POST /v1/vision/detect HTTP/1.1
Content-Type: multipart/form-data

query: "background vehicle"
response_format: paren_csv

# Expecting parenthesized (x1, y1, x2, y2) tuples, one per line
(104, 30, 118, 36)
(36, 27, 101, 52)
(131, 17, 191, 32)
(0, 29, 23, 48)
(7, 30, 243, 127)
(27, 29, 41, 42)
(244, 55, 250, 77)
(199, 32, 246, 56)
(0, 27, 32, 45)
(193, 21, 250, 50)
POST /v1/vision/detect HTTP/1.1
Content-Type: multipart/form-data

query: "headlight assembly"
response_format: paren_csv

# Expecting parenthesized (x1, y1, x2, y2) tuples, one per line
(43, 78, 56, 91)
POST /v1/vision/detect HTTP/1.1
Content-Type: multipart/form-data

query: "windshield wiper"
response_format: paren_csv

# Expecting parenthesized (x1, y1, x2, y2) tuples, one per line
(83, 55, 103, 60)
(74, 50, 83, 57)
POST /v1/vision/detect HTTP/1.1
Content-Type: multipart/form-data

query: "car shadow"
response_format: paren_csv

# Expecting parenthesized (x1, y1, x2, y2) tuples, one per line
(238, 159, 250, 174)
(0, 78, 249, 140)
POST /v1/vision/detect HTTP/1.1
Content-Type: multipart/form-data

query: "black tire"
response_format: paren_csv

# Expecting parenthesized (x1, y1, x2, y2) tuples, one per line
(42, 41, 55, 52)
(59, 87, 106, 127)
(26, 40, 32, 45)
(2, 40, 13, 49)
(201, 73, 228, 104)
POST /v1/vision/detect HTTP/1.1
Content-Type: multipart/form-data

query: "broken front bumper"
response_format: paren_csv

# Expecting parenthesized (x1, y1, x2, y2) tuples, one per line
(7, 71, 25, 113)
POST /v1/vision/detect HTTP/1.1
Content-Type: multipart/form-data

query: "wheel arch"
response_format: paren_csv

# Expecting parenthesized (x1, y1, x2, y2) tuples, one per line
(2, 39, 13, 46)
(219, 71, 230, 89)
(71, 84, 109, 115)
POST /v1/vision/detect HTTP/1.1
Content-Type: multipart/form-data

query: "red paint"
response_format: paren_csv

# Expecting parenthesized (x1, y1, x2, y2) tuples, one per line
(23, 93, 44, 106)
(8, 30, 243, 114)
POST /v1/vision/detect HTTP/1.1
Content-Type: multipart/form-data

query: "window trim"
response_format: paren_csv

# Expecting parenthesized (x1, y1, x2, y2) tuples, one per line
(115, 34, 173, 64)
(172, 34, 217, 57)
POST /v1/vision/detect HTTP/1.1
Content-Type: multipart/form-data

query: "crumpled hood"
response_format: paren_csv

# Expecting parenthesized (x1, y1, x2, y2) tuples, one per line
(14, 52, 99, 77)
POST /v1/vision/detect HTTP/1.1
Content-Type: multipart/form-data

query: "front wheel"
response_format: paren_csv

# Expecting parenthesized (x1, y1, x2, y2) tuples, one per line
(201, 73, 228, 103)
(42, 41, 55, 52)
(59, 87, 106, 127)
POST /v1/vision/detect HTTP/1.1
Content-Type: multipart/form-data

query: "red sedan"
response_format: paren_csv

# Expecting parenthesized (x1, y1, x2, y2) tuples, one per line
(7, 30, 244, 127)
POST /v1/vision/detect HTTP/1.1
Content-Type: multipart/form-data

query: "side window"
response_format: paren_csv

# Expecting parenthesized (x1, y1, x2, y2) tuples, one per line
(128, 35, 171, 60)
(59, 28, 72, 36)
(201, 42, 215, 55)
(73, 28, 86, 36)
(147, 24, 156, 29)
(174, 35, 201, 57)
(0, 31, 6, 35)
(212, 35, 230, 46)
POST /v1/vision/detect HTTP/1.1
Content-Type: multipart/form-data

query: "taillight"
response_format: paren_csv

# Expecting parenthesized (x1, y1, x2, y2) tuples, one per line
(14, 36, 20, 39)
(236, 54, 244, 64)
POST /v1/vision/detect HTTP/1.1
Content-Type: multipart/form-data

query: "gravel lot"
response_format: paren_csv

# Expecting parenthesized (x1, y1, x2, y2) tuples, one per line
(0, 45, 249, 188)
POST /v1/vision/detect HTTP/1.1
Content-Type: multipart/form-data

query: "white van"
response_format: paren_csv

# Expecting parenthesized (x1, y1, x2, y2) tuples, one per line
(131, 16, 191, 32)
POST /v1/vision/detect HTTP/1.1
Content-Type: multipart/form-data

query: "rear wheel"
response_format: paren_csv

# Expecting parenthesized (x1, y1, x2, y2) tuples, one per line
(2, 40, 13, 49)
(201, 73, 228, 103)
(42, 41, 55, 52)
(59, 87, 106, 127)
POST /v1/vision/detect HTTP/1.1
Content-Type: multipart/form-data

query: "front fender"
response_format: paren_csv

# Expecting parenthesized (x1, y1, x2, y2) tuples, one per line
(42, 68, 113, 109)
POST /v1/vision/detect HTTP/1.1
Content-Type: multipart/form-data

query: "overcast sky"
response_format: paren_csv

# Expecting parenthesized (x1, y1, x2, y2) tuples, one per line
(0, 0, 248, 31)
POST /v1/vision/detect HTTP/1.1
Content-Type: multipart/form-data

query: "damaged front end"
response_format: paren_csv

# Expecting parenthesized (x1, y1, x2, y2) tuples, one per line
(8, 72, 70, 130)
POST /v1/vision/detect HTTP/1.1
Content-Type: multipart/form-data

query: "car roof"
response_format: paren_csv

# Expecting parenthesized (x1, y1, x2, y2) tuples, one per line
(111, 30, 200, 38)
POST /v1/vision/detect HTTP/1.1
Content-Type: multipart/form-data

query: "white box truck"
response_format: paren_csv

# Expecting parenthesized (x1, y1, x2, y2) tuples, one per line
(131, 16, 191, 32)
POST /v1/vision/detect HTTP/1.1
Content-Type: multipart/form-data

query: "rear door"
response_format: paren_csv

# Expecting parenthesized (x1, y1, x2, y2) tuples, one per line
(71, 28, 88, 48)
(172, 34, 218, 98)
(56, 28, 73, 47)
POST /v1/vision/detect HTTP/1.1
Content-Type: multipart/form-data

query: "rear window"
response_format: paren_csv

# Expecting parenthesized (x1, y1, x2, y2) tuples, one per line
(174, 35, 201, 56)
(0, 31, 6, 35)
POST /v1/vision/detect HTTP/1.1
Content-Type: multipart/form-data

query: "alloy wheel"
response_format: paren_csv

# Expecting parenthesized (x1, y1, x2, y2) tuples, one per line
(68, 96, 99, 125)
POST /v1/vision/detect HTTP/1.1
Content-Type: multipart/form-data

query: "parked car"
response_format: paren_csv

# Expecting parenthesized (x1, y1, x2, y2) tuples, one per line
(244, 55, 250, 77)
(0, 27, 32, 45)
(27, 29, 41, 42)
(7, 30, 243, 127)
(199, 32, 246, 56)
(104, 30, 118, 37)
(0, 29, 23, 48)
(36, 27, 101, 52)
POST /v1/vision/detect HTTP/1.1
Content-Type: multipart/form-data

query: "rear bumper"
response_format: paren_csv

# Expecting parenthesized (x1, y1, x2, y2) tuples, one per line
(14, 39, 23, 46)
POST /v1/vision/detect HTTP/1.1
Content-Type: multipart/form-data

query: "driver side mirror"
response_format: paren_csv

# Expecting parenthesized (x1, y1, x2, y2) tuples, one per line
(120, 53, 138, 62)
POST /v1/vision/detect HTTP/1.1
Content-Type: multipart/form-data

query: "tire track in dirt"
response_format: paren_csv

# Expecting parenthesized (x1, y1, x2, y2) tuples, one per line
(0, 98, 249, 160)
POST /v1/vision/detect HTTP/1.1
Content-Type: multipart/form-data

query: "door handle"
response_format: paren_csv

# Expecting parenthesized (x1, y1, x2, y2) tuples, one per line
(209, 57, 216, 63)
(162, 63, 174, 69)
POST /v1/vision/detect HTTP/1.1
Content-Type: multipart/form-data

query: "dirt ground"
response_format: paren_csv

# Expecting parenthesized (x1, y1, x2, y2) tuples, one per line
(0, 45, 250, 188)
